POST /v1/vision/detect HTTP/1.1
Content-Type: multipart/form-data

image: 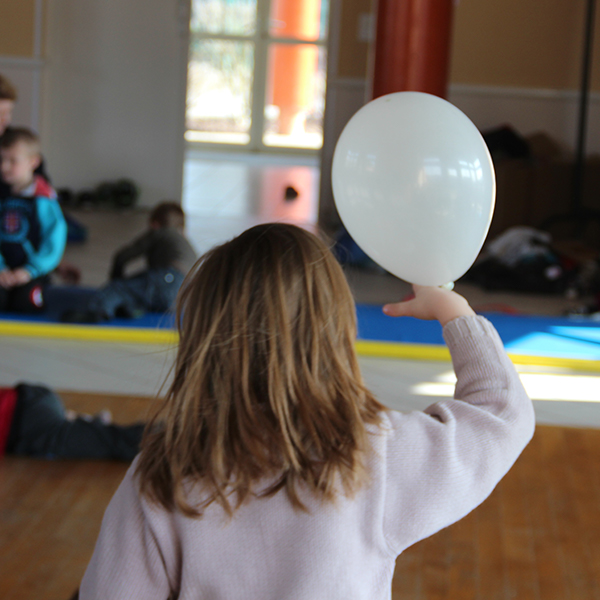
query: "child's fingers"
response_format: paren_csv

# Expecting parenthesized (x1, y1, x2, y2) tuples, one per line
(382, 300, 416, 317)
(11, 268, 31, 285)
(383, 285, 430, 318)
(383, 286, 453, 321)
(383, 285, 474, 324)
(0, 271, 15, 287)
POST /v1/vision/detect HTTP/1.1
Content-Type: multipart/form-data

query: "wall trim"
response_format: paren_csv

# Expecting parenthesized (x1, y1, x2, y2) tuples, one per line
(0, 55, 44, 68)
(324, 80, 600, 103)
(321, 80, 600, 102)
(449, 83, 600, 103)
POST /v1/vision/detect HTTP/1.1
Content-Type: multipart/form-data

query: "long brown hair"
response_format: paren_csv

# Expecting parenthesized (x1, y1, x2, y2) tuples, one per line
(136, 223, 385, 517)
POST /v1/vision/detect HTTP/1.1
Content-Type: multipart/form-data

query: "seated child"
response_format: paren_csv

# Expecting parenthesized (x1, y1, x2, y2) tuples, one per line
(0, 127, 67, 313)
(0, 383, 143, 461)
(63, 201, 197, 323)
(79, 223, 535, 599)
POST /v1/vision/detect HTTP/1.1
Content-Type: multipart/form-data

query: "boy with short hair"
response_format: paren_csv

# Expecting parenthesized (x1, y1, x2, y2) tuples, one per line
(0, 127, 67, 312)
(63, 201, 196, 323)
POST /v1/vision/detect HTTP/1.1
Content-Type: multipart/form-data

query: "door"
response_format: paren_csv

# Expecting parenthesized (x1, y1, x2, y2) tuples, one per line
(185, 0, 329, 152)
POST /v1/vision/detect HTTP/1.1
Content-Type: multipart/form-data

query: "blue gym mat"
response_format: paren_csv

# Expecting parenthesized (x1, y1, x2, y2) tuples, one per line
(356, 304, 600, 362)
(1, 286, 600, 369)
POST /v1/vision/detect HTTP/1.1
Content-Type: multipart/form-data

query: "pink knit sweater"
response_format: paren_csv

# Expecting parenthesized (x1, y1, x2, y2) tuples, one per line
(80, 316, 535, 599)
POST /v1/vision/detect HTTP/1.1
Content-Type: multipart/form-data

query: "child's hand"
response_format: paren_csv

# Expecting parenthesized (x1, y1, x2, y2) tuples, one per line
(0, 269, 15, 288)
(55, 260, 82, 284)
(383, 285, 476, 326)
(11, 268, 32, 286)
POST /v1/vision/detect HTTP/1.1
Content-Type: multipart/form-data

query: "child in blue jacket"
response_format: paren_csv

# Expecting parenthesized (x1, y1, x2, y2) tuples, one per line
(0, 127, 66, 312)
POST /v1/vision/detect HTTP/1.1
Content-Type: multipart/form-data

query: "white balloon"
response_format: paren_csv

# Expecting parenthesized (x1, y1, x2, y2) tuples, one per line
(332, 92, 495, 286)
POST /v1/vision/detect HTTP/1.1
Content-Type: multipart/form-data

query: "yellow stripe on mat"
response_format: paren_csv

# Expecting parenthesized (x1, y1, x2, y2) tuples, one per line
(355, 339, 600, 372)
(356, 340, 451, 361)
(2, 320, 600, 372)
(0, 320, 177, 344)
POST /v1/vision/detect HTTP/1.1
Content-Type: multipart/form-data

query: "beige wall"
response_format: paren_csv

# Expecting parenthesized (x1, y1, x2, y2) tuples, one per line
(451, 0, 600, 91)
(0, 0, 37, 57)
(332, 0, 600, 92)
(336, 0, 373, 78)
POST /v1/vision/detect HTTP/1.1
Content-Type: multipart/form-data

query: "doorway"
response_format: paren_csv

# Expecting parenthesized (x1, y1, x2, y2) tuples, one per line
(185, 0, 329, 152)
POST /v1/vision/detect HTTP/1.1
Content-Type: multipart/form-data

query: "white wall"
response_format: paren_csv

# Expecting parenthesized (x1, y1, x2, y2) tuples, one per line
(0, 56, 43, 132)
(41, 0, 190, 207)
(449, 85, 600, 156)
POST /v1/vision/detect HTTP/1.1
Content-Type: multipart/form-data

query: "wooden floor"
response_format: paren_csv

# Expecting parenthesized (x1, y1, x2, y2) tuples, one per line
(0, 393, 599, 600)
(393, 424, 600, 600)
(0, 391, 152, 600)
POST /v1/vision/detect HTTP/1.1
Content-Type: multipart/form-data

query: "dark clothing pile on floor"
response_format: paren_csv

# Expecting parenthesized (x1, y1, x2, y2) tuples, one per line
(462, 226, 600, 314)
(461, 226, 572, 294)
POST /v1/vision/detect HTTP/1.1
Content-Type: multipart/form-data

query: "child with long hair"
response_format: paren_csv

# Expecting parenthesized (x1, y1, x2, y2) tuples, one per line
(80, 223, 534, 599)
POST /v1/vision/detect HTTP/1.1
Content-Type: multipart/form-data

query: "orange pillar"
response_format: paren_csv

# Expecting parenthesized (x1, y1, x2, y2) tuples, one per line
(271, 0, 321, 134)
(371, 0, 454, 100)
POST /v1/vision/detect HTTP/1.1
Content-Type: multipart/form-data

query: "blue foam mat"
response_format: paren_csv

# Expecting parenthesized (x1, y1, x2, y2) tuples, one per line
(2, 286, 600, 361)
(356, 305, 600, 361)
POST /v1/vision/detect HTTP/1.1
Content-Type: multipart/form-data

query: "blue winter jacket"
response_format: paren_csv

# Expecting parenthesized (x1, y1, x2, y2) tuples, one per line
(0, 176, 67, 278)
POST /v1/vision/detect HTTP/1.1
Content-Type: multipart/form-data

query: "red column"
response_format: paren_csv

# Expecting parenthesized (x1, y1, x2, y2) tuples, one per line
(371, 0, 455, 99)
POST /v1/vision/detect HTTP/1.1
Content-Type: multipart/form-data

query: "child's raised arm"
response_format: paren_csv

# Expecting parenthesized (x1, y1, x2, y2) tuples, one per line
(377, 285, 535, 555)
(383, 285, 475, 325)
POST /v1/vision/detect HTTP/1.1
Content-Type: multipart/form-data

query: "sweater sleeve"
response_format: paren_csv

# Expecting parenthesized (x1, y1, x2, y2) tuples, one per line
(80, 460, 178, 599)
(109, 231, 152, 280)
(380, 315, 535, 555)
(23, 197, 67, 278)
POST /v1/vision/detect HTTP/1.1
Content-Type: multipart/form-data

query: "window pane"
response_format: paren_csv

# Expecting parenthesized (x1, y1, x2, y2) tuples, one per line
(263, 44, 326, 150)
(191, 0, 257, 36)
(269, 0, 329, 40)
(186, 40, 254, 145)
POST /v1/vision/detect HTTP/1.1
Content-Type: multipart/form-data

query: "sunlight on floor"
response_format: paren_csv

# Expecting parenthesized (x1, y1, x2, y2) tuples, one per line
(411, 369, 600, 403)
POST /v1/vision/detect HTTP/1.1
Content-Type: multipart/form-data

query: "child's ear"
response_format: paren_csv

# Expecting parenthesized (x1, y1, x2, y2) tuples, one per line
(30, 153, 41, 170)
